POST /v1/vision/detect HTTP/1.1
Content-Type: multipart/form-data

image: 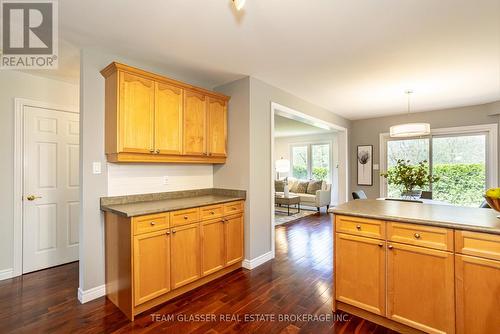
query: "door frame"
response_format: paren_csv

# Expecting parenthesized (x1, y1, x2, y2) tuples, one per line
(270, 102, 349, 258)
(13, 98, 79, 278)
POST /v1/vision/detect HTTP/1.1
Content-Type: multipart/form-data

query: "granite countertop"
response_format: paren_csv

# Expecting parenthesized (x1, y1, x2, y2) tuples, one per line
(329, 199, 500, 235)
(101, 188, 245, 218)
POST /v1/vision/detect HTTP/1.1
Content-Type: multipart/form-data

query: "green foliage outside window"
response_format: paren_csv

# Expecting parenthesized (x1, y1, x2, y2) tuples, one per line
(433, 164, 485, 207)
(312, 167, 328, 181)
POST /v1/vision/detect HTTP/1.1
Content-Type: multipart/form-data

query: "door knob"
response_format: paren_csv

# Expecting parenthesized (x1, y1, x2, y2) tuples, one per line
(26, 195, 42, 201)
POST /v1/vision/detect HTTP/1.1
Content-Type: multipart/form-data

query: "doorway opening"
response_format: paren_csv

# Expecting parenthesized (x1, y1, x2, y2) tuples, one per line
(270, 102, 348, 257)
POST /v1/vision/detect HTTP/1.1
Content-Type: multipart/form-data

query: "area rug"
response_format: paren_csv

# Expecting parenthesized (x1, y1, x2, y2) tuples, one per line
(274, 206, 317, 225)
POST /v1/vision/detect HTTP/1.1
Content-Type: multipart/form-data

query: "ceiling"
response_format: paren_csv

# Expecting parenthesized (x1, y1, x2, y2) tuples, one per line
(59, 0, 500, 120)
(274, 115, 335, 138)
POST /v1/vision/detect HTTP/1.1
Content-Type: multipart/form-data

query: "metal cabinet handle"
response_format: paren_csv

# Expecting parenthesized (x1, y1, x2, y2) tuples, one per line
(183, 215, 188, 220)
(378, 243, 383, 247)
(414, 233, 421, 239)
(210, 211, 215, 215)
(172, 230, 176, 234)
(166, 231, 170, 235)
(356, 224, 361, 230)
(388, 245, 393, 250)
(155, 149, 160, 154)
(149, 149, 155, 153)
(150, 222, 156, 226)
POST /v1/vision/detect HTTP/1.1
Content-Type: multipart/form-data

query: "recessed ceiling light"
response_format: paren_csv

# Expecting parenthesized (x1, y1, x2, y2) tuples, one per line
(232, 0, 246, 11)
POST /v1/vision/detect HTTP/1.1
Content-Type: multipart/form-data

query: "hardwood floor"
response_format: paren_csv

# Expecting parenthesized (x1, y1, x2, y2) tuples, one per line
(0, 213, 396, 334)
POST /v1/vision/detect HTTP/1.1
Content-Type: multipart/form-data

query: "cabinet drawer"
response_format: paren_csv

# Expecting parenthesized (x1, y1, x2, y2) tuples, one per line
(133, 213, 169, 235)
(455, 230, 500, 261)
(224, 201, 244, 215)
(387, 222, 453, 251)
(335, 215, 385, 239)
(170, 208, 200, 227)
(200, 204, 224, 221)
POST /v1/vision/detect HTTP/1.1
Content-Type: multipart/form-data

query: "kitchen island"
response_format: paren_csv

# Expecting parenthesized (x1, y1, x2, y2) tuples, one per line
(329, 199, 500, 334)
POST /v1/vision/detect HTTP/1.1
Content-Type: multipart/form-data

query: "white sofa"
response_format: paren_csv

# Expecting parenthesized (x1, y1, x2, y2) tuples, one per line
(275, 178, 332, 211)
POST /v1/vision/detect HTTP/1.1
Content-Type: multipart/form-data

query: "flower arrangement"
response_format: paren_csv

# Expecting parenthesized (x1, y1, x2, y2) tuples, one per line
(381, 159, 440, 197)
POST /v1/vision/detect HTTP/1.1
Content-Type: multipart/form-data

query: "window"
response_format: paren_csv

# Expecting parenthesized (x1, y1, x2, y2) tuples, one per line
(291, 143, 331, 181)
(381, 125, 497, 207)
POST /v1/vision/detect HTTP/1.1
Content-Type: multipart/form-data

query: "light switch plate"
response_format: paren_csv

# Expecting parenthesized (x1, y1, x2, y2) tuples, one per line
(92, 162, 102, 174)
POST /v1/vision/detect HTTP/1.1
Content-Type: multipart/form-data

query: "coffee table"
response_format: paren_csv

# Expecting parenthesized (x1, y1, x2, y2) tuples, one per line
(275, 194, 301, 216)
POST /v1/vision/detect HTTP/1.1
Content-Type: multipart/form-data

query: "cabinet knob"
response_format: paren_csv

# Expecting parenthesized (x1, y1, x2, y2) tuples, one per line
(378, 243, 383, 247)
(388, 245, 393, 250)
(150, 222, 156, 226)
(210, 211, 215, 215)
(155, 149, 160, 154)
(356, 224, 361, 230)
(183, 215, 188, 220)
(149, 149, 154, 153)
(166, 231, 170, 235)
(414, 233, 421, 239)
(172, 230, 176, 234)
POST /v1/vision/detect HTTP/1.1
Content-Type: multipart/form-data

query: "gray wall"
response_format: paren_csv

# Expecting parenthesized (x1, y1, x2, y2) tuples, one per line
(79, 48, 214, 291)
(213, 77, 251, 259)
(350, 101, 500, 199)
(215, 77, 351, 260)
(0, 71, 79, 273)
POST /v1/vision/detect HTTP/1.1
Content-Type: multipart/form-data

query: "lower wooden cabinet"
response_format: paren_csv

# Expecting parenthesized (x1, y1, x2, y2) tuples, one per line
(133, 230, 171, 306)
(225, 214, 244, 266)
(455, 254, 500, 334)
(171, 223, 201, 289)
(335, 233, 386, 316)
(201, 219, 225, 276)
(387, 242, 455, 334)
(104, 200, 244, 320)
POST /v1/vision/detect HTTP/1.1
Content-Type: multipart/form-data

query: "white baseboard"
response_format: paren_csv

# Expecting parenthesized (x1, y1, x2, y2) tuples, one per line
(0, 268, 14, 281)
(77, 284, 106, 303)
(242, 251, 274, 270)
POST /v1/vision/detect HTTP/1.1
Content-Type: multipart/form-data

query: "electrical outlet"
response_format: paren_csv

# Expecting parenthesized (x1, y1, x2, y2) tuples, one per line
(162, 176, 168, 185)
(92, 162, 102, 174)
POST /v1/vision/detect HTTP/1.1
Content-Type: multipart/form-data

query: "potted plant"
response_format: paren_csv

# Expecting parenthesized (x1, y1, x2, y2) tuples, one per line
(381, 159, 440, 199)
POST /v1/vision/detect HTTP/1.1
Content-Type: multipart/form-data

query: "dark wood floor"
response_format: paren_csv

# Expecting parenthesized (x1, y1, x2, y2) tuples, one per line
(0, 213, 396, 334)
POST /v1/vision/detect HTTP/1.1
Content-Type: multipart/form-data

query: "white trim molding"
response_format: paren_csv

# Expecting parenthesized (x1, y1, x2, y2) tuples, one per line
(13, 98, 78, 278)
(379, 123, 498, 198)
(77, 284, 106, 304)
(242, 251, 274, 270)
(0, 268, 14, 281)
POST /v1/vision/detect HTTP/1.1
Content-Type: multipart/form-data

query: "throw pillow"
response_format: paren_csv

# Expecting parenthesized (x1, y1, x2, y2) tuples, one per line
(275, 180, 284, 192)
(307, 180, 323, 195)
(295, 181, 309, 194)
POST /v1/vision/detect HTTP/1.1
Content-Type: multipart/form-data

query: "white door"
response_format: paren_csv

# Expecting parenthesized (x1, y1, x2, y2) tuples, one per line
(23, 105, 79, 273)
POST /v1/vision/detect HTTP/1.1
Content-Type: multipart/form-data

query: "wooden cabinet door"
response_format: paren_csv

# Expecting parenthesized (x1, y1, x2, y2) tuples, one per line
(133, 230, 170, 306)
(201, 219, 225, 276)
(183, 90, 207, 156)
(154, 82, 183, 155)
(455, 254, 500, 334)
(225, 214, 244, 266)
(207, 97, 227, 157)
(119, 72, 155, 153)
(335, 233, 386, 316)
(387, 242, 455, 334)
(171, 223, 201, 289)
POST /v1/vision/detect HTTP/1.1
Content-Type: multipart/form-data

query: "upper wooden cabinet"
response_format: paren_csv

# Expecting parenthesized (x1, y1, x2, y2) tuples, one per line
(183, 90, 207, 156)
(101, 62, 230, 164)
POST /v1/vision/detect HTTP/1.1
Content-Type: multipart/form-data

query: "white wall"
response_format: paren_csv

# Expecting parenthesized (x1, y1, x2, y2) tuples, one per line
(107, 164, 213, 196)
(0, 71, 79, 274)
(79, 48, 217, 294)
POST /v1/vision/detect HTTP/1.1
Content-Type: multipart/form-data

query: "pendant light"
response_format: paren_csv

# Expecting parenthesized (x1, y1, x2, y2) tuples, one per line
(232, 0, 246, 11)
(390, 90, 431, 138)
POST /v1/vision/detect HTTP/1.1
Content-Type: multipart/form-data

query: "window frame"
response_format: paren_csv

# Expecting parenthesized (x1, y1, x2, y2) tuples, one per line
(290, 141, 333, 183)
(379, 124, 498, 198)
